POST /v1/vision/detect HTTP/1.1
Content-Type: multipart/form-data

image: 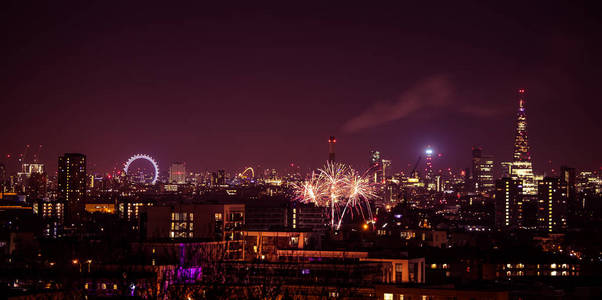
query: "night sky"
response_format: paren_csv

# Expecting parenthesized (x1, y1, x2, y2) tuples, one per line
(2, 1, 600, 175)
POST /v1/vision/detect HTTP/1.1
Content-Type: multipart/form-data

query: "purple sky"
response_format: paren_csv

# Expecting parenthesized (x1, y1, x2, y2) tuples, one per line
(1, 1, 600, 176)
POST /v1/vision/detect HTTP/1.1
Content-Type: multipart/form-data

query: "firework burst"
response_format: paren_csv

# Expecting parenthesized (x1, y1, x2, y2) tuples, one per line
(295, 161, 377, 230)
(294, 171, 325, 205)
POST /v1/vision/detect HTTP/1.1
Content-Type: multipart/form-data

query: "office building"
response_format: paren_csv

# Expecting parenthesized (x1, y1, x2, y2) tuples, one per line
(472, 147, 495, 194)
(168, 162, 186, 184)
(425, 146, 433, 181)
(211, 170, 226, 186)
(381, 159, 392, 184)
(560, 166, 578, 224)
(17, 163, 45, 181)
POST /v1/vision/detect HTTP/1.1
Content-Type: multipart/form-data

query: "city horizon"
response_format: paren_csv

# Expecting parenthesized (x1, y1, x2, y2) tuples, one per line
(1, 2, 601, 299)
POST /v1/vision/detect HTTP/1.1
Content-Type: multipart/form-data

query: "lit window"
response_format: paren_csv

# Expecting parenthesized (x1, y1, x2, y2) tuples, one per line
(384, 293, 393, 300)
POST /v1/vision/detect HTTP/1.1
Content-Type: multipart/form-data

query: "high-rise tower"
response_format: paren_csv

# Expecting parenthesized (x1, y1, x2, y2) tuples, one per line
(513, 89, 530, 162)
(425, 146, 434, 180)
(537, 177, 568, 232)
(472, 146, 495, 194)
(328, 136, 336, 163)
(369, 150, 381, 183)
(508, 89, 536, 194)
(169, 162, 186, 184)
(494, 177, 523, 229)
(58, 153, 86, 223)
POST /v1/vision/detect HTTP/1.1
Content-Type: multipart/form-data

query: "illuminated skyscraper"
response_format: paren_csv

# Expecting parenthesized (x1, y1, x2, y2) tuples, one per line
(211, 170, 226, 186)
(328, 136, 336, 163)
(58, 153, 86, 223)
(424, 146, 433, 180)
(369, 150, 381, 183)
(369, 150, 380, 168)
(537, 177, 568, 232)
(513, 89, 530, 162)
(509, 89, 536, 194)
(494, 177, 522, 229)
(559, 166, 579, 227)
(472, 147, 495, 194)
(381, 159, 391, 184)
(169, 162, 186, 184)
(17, 163, 45, 181)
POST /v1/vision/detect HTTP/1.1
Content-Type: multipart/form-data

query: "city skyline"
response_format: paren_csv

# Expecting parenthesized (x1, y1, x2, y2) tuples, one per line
(3, 87, 600, 176)
(1, 2, 600, 175)
(2, 2, 602, 299)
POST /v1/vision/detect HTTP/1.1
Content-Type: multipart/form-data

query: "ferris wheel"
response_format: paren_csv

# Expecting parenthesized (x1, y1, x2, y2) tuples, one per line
(123, 154, 159, 184)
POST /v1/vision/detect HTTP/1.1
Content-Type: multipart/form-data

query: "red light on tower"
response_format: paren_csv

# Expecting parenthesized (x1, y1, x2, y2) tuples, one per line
(328, 136, 336, 162)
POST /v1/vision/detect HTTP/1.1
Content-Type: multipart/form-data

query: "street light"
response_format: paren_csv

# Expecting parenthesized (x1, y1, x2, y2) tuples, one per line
(86, 260, 92, 272)
(72, 259, 81, 272)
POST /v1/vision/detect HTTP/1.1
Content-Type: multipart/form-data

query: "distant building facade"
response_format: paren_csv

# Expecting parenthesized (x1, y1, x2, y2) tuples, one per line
(537, 177, 568, 232)
(472, 147, 494, 194)
(58, 153, 86, 223)
(145, 203, 245, 241)
(495, 178, 522, 229)
(168, 162, 186, 184)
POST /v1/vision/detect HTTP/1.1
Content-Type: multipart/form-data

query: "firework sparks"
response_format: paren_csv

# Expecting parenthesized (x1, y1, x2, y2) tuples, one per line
(294, 161, 377, 230)
(294, 172, 325, 205)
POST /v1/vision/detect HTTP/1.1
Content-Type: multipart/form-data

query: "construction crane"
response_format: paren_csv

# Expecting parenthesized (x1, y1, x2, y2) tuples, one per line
(411, 156, 421, 178)
(19, 144, 31, 164)
(33, 144, 42, 163)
